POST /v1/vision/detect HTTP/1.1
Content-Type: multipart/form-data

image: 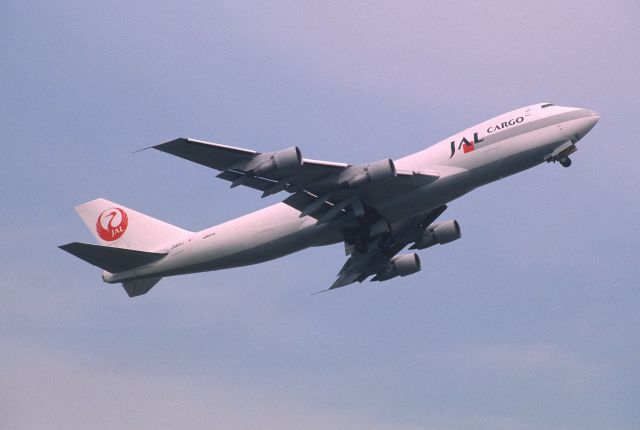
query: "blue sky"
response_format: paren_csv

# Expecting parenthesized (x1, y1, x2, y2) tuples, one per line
(2, 1, 639, 429)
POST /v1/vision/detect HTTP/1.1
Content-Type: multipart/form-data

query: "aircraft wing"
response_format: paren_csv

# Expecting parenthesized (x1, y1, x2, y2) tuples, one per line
(154, 138, 440, 223)
(154, 138, 349, 195)
(324, 205, 448, 292)
(329, 243, 396, 290)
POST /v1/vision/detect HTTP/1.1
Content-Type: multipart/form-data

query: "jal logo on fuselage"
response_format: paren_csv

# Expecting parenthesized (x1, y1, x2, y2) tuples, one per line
(449, 115, 525, 158)
(449, 132, 484, 159)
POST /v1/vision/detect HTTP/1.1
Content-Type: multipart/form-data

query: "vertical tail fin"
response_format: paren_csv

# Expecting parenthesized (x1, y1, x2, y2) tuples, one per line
(74, 198, 190, 251)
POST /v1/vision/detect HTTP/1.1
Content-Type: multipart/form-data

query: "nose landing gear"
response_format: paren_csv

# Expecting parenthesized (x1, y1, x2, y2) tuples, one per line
(545, 143, 577, 168)
(558, 155, 572, 168)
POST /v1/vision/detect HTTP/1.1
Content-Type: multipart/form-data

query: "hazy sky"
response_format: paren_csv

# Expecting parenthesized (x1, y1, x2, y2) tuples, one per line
(2, 1, 639, 429)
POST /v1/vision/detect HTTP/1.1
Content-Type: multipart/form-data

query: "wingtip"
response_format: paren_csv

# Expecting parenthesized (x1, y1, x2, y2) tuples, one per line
(151, 138, 189, 153)
(132, 146, 154, 154)
(311, 288, 330, 296)
(134, 137, 189, 154)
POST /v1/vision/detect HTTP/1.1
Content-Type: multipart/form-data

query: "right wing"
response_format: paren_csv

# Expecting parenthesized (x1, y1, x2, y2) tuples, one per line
(322, 205, 449, 292)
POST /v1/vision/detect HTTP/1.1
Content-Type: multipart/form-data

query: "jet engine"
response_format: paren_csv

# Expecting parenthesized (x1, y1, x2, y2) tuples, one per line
(411, 220, 461, 250)
(372, 253, 421, 282)
(249, 146, 303, 175)
(347, 158, 397, 188)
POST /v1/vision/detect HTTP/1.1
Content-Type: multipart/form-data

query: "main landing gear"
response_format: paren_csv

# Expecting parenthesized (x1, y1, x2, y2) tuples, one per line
(341, 207, 391, 254)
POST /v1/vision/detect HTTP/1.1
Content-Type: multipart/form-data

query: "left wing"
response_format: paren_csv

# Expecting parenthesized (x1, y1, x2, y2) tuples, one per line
(154, 138, 348, 197)
(154, 138, 440, 224)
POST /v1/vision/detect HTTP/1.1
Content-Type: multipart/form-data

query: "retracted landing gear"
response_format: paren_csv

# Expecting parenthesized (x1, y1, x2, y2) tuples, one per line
(558, 155, 572, 168)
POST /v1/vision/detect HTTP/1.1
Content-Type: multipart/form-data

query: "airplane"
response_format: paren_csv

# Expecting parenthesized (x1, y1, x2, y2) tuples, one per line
(60, 103, 599, 297)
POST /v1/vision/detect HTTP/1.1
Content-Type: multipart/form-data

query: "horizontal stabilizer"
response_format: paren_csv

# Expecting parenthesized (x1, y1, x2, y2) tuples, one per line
(122, 277, 162, 297)
(59, 242, 167, 273)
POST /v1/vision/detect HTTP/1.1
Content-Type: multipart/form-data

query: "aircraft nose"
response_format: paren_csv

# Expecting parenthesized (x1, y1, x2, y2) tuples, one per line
(576, 108, 599, 140)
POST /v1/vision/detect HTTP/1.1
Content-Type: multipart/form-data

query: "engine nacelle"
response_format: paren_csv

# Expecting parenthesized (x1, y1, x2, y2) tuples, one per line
(347, 158, 396, 188)
(373, 253, 421, 282)
(251, 146, 302, 175)
(411, 220, 461, 250)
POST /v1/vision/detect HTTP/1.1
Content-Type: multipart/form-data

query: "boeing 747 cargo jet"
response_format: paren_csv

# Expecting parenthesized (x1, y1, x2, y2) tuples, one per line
(60, 103, 599, 296)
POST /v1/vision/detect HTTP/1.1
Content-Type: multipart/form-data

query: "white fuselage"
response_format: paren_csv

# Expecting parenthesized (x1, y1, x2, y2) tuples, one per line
(103, 104, 599, 283)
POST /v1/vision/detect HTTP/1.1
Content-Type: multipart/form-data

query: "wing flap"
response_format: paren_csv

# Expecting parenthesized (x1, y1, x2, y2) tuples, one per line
(216, 170, 276, 192)
(282, 191, 334, 217)
(330, 246, 391, 290)
(395, 169, 440, 183)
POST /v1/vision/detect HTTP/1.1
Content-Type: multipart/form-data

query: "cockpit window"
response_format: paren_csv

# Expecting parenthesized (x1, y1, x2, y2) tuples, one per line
(541, 103, 554, 108)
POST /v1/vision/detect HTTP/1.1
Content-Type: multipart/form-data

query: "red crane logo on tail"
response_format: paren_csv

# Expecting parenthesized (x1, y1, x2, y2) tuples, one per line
(96, 208, 128, 241)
